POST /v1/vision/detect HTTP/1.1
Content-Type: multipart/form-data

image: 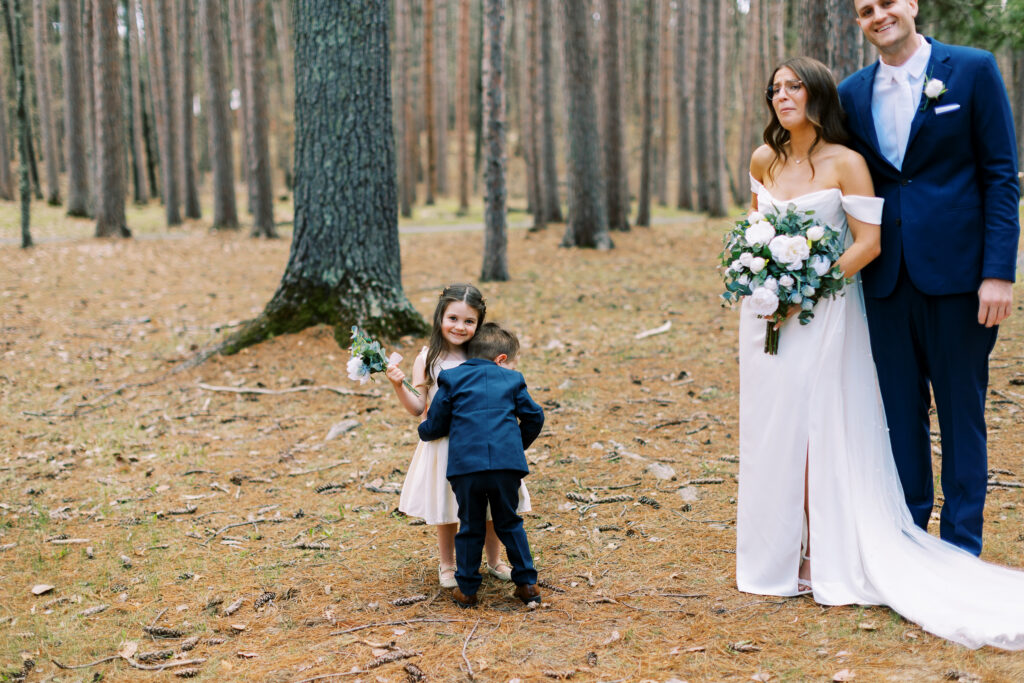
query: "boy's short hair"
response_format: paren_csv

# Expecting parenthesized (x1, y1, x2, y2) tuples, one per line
(468, 322, 520, 361)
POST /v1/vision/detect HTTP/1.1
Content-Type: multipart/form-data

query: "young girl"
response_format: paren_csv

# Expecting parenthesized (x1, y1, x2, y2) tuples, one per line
(386, 283, 531, 588)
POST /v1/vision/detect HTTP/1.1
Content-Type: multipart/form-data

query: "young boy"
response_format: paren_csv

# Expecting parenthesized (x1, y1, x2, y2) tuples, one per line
(418, 322, 545, 607)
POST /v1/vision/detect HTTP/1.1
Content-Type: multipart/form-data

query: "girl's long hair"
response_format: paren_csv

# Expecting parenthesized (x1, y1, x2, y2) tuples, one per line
(424, 283, 486, 389)
(763, 56, 849, 182)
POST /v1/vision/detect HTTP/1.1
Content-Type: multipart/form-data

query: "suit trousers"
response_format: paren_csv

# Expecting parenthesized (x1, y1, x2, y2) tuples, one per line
(449, 470, 537, 595)
(864, 263, 998, 555)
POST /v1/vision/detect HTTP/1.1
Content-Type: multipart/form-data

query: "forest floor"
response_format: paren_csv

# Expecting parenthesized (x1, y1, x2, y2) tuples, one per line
(2, 199, 1024, 683)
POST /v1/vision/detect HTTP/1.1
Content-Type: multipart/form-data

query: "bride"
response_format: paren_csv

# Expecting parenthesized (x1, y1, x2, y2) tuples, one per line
(736, 56, 1024, 650)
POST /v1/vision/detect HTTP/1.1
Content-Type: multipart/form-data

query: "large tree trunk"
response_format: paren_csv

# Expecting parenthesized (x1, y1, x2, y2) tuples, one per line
(827, 0, 862, 81)
(434, 0, 447, 196)
(220, 0, 426, 356)
(706, 0, 727, 217)
(736, 0, 762, 207)
(539, 0, 561, 222)
(655, 0, 671, 207)
(801, 0, 828, 64)
(1015, 50, 1024, 191)
(125, 0, 150, 203)
(228, 0, 250, 207)
(480, 0, 508, 281)
(140, 0, 165, 203)
(58, 0, 86, 211)
(33, 0, 60, 204)
(154, 0, 182, 224)
(560, 0, 611, 249)
(200, 0, 237, 229)
(93, 0, 128, 237)
(394, 0, 411, 216)
(694, 0, 710, 211)
(526, 0, 544, 230)
(635, 0, 655, 227)
(600, 0, 628, 231)
(423, 0, 436, 204)
(82, 0, 96, 212)
(770, 0, 785, 66)
(401, 0, 417, 211)
(674, 0, 693, 210)
(179, 0, 200, 218)
(2, 0, 32, 246)
(455, 0, 470, 213)
(244, 0, 275, 237)
(271, 0, 294, 191)
(0, 69, 12, 200)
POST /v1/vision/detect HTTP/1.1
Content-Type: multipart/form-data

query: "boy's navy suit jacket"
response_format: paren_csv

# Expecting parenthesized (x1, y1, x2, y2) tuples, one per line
(418, 358, 545, 479)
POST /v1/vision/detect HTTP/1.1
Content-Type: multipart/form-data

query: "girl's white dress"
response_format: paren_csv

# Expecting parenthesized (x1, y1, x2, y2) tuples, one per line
(398, 350, 532, 525)
(736, 175, 1024, 650)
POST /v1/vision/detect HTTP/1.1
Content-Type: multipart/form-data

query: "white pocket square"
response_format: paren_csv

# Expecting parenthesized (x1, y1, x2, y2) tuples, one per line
(934, 103, 960, 115)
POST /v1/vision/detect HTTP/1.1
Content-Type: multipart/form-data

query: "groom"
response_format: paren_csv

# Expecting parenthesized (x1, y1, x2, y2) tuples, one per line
(838, 0, 1020, 555)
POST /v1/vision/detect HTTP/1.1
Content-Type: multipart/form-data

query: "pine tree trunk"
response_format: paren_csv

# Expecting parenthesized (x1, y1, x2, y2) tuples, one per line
(2, 0, 32, 246)
(635, 0, 655, 227)
(434, 0, 447, 196)
(801, 0, 828, 64)
(153, 0, 182, 224)
(200, 0, 237, 228)
(229, 0, 250, 206)
(0, 71, 12, 200)
(600, 0, 628, 231)
(513, 2, 535, 216)
(1014, 50, 1024, 191)
(140, 0, 164, 202)
(736, 0, 761, 208)
(526, 0, 544, 230)
(59, 0, 87, 212)
(93, 0, 128, 237)
(33, 0, 59, 204)
(539, 0, 561, 222)
(770, 0, 785, 66)
(394, 0, 411, 216)
(244, 0, 275, 237)
(179, 0, 200, 218)
(827, 0, 861, 81)
(706, 0, 727, 217)
(271, 0, 294, 191)
(401, 0, 417, 210)
(694, 0, 710, 211)
(480, 0, 508, 281)
(455, 0, 470, 213)
(220, 0, 427, 356)
(83, 0, 97, 213)
(674, 0, 693, 210)
(561, 0, 611, 249)
(423, 0, 436, 204)
(125, 0, 150, 203)
(655, 0, 671, 207)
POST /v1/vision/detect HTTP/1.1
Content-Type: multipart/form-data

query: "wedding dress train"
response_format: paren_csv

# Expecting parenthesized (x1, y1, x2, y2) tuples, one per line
(735, 175, 1024, 650)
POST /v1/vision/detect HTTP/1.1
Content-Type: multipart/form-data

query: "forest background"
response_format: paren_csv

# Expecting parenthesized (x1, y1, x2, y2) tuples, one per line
(2, 1, 1024, 681)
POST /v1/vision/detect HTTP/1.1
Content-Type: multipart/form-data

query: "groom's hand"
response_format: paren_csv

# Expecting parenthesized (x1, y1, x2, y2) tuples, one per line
(977, 278, 1013, 327)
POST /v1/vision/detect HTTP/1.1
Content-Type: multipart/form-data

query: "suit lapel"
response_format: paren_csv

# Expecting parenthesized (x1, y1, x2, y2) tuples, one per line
(905, 39, 953, 159)
(850, 62, 897, 174)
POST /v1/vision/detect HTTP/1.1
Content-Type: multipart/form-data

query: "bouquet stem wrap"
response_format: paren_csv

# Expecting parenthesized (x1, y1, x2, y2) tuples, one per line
(764, 321, 780, 355)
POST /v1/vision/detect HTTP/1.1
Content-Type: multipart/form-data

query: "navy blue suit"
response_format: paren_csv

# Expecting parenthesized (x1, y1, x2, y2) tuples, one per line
(838, 39, 1019, 554)
(419, 359, 545, 594)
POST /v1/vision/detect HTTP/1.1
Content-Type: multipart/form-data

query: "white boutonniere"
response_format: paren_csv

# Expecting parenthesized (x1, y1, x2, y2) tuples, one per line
(920, 73, 947, 111)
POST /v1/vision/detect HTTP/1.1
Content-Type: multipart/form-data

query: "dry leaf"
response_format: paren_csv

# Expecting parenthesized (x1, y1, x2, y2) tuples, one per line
(833, 670, 855, 682)
(751, 674, 772, 682)
(230, 623, 247, 631)
(729, 641, 761, 653)
(236, 651, 259, 659)
(857, 622, 877, 631)
(371, 648, 390, 657)
(31, 585, 55, 596)
(601, 630, 621, 646)
(118, 641, 139, 659)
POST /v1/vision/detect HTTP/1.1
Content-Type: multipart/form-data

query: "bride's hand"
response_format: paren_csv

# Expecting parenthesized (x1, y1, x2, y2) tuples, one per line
(772, 305, 801, 330)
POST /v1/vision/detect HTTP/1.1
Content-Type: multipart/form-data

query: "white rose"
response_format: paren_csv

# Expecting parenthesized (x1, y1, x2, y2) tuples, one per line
(744, 220, 775, 247)
(924, 78, 945, 99)
(806, 225, 825, 242)
(747, 286, 779, 317)
(779, 274, 795, 288)
(801, 285, 816, 297)
(737, 274, 751, 286)
(747, 211, 764, 224)
(749, 257, 766, 274)
(769, 235, 809, 270)
(764, 276, 778, 291)
(739, 252, 754, 267)
(347, 356, 370, 383)
(808, 254, 830, 276)
(729, 259, 743, 273)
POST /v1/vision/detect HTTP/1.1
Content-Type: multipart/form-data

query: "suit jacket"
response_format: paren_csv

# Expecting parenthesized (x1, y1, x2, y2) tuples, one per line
(838, 38, 1019, 298)
(418, 358, 545, 478)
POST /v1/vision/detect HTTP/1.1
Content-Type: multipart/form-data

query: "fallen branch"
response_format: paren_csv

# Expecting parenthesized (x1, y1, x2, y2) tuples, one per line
(461, 620, 480, 680)
(51, 656, 204, 672)
(202, 518, 289, 545)
(286, 461, 352, 477)
(327, 618, 467, 637)
(51, 655, 119, 670)
(197, 382, 378, 398)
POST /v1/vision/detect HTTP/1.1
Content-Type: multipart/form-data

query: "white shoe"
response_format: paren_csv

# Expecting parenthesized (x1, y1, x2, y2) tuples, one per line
(438, 564, 457, 588)
(486, 562, 513, 581)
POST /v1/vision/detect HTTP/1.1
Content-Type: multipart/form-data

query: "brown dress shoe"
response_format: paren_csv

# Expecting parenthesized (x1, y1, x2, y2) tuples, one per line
(513, 583, 542, 605)
(452, 587, 478, 608)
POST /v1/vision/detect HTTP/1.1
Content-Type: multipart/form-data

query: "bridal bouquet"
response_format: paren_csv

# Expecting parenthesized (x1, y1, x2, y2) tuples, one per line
(719, 206, 848, 354)
(347, 326, 419, 395)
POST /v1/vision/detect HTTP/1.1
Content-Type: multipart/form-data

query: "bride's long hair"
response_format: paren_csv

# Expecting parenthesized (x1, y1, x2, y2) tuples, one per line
(763, 57, 849, 182)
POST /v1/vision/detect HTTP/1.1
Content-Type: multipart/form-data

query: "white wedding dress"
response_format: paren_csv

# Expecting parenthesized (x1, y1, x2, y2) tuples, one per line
(736, 175, 1024, 650)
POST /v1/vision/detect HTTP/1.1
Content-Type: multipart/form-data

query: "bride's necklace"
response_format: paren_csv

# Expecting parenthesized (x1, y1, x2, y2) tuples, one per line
(791, 152, 812, 165)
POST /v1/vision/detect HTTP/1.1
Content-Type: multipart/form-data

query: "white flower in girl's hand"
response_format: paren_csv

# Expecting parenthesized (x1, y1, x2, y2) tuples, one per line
(347, 355, 370, 383)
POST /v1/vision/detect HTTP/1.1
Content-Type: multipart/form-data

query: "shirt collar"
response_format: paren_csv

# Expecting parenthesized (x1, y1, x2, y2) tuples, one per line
(876, 35, 931, 82)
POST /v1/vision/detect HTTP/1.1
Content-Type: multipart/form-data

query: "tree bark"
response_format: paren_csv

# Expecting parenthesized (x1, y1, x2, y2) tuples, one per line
(636, 0, 655, 227)
(674, 0, 693, 210)
(539, 0, 561, 222)
(526, 0, 544, 230)
(244, 0, 275, 237)
(179, 0, 200, 218)
(154, 0, 181, 224)
(655, 0, 671, 207)
(140, 0, 165, 203)
(434, 0, 447, 196)
(694, 0, 710, 211)
(827, 0, 862, 81)
(560, 0, 611, 249)
(200, 0, 237, 228)
(0, 66, 12, 200)
(219, 0, 427, 356)
(455, 0, 470, 213)
(271, 0, 294, 190)
(1014, 50, 1024, 191)
(59, 0, 88, 212)
(2, 0, 32, 246)
(32, 0, 59, 204)
(770, 0, 785, 66)
(706, 0, 727, 217)
(801, 0, 828, 64)
(228, 0, 250, 205)
(736, 0, 762, 207)
(125, 0, 149, 203)
(480, 0, 508, 281)
(423, 0, 435, 204)
(600, 0, 628, 231)
(82, 0, 96, 212)
(394, 0, 411, 216)
(401, 0, 417, 210)
(93, 0, 128, 237)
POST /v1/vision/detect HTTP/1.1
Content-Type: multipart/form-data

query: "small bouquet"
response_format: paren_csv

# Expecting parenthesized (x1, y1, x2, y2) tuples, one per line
(347, 326, 419, 395)
(719, 206, 848, 354)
